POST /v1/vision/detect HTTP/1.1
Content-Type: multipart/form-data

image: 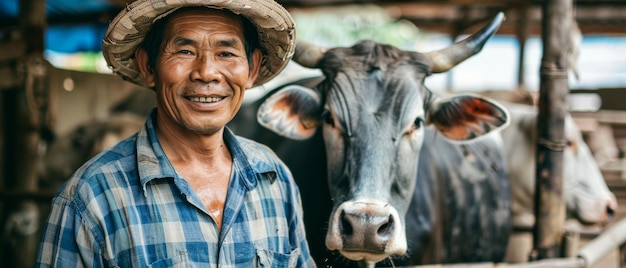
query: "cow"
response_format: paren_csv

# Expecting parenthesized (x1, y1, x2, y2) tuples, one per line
(230, 79, 512, 267)
(236, 12, 512, 267)
(498, 100, 618, 263)
(467, 91, 618, 226)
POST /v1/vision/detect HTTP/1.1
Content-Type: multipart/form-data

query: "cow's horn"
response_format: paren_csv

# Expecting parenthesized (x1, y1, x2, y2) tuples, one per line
(425, 12, 505, 73)
(293, 40, 327, 68)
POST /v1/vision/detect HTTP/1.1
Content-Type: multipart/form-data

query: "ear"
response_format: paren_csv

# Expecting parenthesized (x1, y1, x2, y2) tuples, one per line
(427, 94, 509, 142)
(245, 49, 263, 89)
(257, 85, 323, 140)
(135, 48, 155, 88)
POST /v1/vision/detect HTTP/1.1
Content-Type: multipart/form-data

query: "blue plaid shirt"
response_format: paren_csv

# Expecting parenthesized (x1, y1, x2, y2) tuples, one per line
(36, 110, 315, 267)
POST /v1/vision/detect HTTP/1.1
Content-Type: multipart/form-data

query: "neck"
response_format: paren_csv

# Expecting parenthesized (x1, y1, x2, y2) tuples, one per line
(155, 114, 230, 166)
(155, 112, 234, 232)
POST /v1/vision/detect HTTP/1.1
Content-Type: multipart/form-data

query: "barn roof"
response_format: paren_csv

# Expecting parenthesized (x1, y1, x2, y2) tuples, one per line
(2, 0, 625, 37)
(2, 0, 624, 55)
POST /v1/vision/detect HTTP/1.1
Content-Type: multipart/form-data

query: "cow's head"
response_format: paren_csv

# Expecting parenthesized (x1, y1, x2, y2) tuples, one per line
(501, 102, 617, 228)
(257, 12, 509, 264)
(563, 115, 618, 225)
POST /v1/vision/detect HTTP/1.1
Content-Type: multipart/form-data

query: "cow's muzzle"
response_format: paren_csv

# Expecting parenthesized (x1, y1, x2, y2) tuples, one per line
(325, 200, 407, 262)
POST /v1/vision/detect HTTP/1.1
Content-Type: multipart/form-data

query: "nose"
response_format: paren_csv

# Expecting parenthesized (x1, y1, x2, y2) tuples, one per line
(339, 202, 395, 252)
(607, 206, 615, 221)
(606, 198, 618, 222)
(190, 55, 222, 83)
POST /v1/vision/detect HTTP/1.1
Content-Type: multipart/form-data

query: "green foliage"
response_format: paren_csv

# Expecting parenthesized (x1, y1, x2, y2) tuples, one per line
(292, 5, 424, 49)
(45, 51, 110, 73)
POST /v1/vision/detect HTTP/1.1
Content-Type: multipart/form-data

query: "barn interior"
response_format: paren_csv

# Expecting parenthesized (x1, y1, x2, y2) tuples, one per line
(1, 0, 626, 267)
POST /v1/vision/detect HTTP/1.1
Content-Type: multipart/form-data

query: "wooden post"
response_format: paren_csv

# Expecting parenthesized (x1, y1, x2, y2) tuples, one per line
(530, 0, 572, 261)
(0, 0, 48, 266)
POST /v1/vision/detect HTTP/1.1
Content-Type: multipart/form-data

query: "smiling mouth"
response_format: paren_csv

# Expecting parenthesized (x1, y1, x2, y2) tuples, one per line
(188, 96, 224, 103)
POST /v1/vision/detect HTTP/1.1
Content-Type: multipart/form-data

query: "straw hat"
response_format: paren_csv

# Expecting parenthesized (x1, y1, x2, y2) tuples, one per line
(102, 0, 296, 88)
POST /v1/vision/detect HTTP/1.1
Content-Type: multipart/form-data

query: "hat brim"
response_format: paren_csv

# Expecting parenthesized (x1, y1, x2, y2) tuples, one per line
(102, 0, 296, 88)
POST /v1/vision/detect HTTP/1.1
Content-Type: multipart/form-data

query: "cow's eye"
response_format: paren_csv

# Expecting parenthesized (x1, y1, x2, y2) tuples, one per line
(566, 139, 578, 153)
(406, 117, 425, 136)
(414, 117, 425, 130)
(322, 110, 335, 127)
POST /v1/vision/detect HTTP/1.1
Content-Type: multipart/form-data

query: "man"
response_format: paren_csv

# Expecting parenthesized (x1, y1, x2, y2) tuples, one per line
(36, 0, 315, 267)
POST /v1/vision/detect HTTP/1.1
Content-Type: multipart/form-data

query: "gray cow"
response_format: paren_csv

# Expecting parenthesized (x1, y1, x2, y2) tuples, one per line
(253, 12, 510, 267)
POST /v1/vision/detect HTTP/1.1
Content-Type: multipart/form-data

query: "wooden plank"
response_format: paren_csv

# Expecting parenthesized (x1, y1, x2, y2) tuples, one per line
(572, 110, 626, 125)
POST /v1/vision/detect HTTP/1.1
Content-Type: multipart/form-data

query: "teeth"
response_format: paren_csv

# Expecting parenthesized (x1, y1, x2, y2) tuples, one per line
(189, 96, 222, 103)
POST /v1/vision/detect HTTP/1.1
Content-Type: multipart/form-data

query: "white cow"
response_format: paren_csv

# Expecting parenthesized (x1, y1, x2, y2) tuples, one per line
(500, 101, 618, 262)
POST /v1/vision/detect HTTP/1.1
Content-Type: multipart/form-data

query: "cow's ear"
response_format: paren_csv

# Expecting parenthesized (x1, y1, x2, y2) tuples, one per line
(427, 94, 509, 142)
(257, 85, 323, 140)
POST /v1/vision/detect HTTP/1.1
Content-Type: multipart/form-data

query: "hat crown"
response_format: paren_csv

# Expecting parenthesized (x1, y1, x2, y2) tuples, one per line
(102, 0, 296, 88)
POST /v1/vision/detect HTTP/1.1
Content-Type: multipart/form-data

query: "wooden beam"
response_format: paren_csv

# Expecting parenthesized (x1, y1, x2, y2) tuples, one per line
(2, 0, 49, 266)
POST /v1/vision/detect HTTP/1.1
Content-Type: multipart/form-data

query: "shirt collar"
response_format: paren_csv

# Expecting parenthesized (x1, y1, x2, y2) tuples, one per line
(137, 109, 278, 192)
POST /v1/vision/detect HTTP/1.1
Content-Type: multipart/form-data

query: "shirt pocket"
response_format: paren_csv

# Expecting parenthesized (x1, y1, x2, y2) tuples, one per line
(147, 252, 195, 268)
(256, 248, 301, 268)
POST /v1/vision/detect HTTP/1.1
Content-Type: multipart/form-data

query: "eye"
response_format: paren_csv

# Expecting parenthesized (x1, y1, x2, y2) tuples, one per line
(405, 117, 425, 136)
(218, 51, 235, 57)
(566, 139, 578, 153)
(322, 110, 335, 127)
(413, 117, 425, 130)
(177, 50, 193, 55)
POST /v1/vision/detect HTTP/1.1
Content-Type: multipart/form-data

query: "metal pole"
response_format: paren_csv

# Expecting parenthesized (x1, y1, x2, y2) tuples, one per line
(515, 4, 530, 89)
(530, 0, 572, 261)
(578, 217, 626, 266)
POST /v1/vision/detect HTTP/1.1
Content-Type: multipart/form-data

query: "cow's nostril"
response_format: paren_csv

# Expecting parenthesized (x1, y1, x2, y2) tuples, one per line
(607, 207, 615, 219)
(378, 215, 393, 236)
(340, 211, 354, 236)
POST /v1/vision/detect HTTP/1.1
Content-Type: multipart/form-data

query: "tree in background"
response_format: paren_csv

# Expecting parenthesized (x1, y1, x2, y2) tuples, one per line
(291, 4, 424, 49)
